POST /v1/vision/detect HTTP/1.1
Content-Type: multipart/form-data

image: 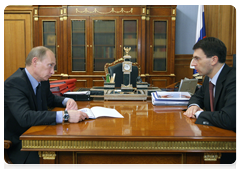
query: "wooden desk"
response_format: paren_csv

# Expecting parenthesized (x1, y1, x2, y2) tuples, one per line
(20, 101, 236, 164)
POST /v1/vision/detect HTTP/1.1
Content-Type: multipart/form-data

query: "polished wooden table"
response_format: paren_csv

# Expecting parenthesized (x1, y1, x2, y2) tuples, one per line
(20, 100, 236, 164)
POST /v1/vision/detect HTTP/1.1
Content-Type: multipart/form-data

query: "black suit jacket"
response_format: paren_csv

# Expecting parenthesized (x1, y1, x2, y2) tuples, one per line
(188, 64, 236, 131)
(4, 68, 66, 163)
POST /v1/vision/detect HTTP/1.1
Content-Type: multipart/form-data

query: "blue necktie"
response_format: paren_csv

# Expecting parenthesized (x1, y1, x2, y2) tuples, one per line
(36, 83, 42, 111)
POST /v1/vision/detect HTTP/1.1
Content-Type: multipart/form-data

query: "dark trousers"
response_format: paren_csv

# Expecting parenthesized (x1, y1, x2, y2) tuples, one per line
(8, 150, 39, 164)
(24, 151, 40, 164)
(220, 153, 236, 164)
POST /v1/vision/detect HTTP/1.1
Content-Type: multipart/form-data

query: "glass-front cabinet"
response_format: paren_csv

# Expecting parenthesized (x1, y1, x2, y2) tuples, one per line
(34, 6, 176, 87)
(68, 17, 119, 74)
(38, 17, 61, 74)
(153, 20, 167, 71)
(93, 19, 116, 71)
(148, 15, 175, 87)
(68, 16, 140, 75)
(146, 11, 175, 87)
(71, 20, 86, 72)
(122, 20, 137, 63)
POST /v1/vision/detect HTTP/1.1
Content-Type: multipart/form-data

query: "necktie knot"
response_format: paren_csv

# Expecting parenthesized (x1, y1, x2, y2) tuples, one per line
(36, 83, 41, 91)
(209, 81, 214, 90)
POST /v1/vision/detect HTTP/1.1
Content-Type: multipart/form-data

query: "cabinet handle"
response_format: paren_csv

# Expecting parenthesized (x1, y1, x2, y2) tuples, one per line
(90, 45, 92, 47)
(150, 45, 152, 48)
(87, 45, 89, 47)
(120, 45, 122, 48)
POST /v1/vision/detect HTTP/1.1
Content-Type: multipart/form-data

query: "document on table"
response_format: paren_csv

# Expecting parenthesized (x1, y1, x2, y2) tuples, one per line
(79, 106, 124, 119)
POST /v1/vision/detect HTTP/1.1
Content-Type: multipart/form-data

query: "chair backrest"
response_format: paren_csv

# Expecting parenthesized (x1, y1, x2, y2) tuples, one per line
(104, 58, 141, 88)
(233, 54, 236, 67)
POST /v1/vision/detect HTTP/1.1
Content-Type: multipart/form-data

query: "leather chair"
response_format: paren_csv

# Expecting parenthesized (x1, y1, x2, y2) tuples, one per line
(4, 140, 12, 164)
(104, 58, 141, 88)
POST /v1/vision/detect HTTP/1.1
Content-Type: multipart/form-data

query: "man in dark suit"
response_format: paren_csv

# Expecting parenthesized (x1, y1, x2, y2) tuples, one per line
(4, 46, 89, 164)
(183, 37, 236, 163)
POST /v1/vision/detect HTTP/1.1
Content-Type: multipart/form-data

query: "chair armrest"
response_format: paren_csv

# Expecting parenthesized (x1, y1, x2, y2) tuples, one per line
(4, 140, 13, 163)
(4, 140, 12, 149)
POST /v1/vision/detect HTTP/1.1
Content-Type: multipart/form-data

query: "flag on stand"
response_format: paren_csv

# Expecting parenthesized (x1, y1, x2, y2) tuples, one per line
(193, 5, 206, 74)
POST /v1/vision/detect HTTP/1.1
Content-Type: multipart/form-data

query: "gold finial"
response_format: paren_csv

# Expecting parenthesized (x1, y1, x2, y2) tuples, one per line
(124, 47, 131, 56)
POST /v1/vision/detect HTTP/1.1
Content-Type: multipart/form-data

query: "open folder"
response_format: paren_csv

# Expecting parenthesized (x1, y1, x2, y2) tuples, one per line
(79, 106, 124, 119)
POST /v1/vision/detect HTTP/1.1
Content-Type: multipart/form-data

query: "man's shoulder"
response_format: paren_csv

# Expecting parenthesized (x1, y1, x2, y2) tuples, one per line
(225, 65, 236, 79)
(223, 64, 236, 75)
(4, 68, 27, 86)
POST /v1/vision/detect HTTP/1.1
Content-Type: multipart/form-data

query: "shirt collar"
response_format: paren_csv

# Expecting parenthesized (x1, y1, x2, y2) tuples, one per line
(25, 68, 40, 94)
(209, 64, 225, 86)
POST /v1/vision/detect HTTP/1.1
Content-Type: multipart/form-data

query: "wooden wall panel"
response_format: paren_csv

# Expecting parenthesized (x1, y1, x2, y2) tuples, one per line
(205, 5, 236, 55)
(232, 7, 236, 55)
(175, 55, 193, 82)
(75, 79, 87, 88)
(4, 13, 32, 80)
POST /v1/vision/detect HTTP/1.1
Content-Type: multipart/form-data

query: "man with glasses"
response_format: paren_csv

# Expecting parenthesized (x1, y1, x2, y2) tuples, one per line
(183, 37, 236, 163)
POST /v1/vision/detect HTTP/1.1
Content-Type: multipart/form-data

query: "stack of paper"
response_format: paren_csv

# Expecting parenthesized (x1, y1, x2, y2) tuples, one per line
(151, 91, 191, 106)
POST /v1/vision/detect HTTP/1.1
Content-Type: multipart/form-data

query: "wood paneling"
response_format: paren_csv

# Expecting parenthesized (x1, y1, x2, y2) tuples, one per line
(4, 13, 32, 80)
(205, 5, 236, 55)
(175, 54, 193, 82)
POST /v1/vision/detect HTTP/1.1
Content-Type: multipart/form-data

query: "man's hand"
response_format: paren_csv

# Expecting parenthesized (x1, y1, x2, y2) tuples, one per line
(67, 110, 89, 123)
(183, 105, 203, 118)
(66, 99, 78, 110)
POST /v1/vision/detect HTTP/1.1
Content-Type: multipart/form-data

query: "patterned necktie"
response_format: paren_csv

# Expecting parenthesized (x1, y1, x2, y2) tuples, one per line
(209, 81, 214, 112)
(36, 83, 42, 111)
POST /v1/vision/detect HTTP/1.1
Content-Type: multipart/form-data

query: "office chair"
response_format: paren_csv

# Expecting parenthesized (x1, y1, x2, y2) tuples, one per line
(4, 140, 12, 164)
(104, 58, 141, 88)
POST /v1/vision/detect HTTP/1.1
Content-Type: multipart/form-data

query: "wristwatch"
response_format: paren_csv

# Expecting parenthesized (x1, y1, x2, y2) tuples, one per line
(63, 110, 70, 122)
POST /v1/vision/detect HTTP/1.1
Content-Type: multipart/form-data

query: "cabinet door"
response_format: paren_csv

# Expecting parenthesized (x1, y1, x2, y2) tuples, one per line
(90, 17, 118, 73)
(120, 17, 141, 63)
(149, 17, 173, 74)
(38, 18, 61, 74)
(68, 17, 89, 75)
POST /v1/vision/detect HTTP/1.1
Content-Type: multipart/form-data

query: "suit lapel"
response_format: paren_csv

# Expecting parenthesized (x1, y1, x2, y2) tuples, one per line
(214, 64, 231, 109)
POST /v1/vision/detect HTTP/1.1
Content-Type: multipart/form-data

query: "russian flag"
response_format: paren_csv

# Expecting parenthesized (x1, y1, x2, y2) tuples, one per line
(192, 5, 206, 74)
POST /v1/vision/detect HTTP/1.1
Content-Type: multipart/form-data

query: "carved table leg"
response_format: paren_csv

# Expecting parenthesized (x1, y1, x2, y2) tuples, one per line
(203, 152, 221, 163)
(38, 151, 56, 164)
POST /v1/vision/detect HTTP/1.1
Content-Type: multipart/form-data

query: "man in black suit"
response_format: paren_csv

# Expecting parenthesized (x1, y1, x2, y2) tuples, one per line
(183, 37, 236, 163)
(4, 46, 89, 164)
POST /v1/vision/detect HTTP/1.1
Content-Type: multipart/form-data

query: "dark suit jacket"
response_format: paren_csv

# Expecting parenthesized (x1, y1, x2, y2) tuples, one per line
(4, 68, 66, 163)
(188, 64, 236, 131)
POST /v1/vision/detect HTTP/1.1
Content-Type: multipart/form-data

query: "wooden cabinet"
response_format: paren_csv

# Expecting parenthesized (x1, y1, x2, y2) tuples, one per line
(33, 5, 176, 88)
(145, 6, 176, 87)
(33, 6, 64, 79)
